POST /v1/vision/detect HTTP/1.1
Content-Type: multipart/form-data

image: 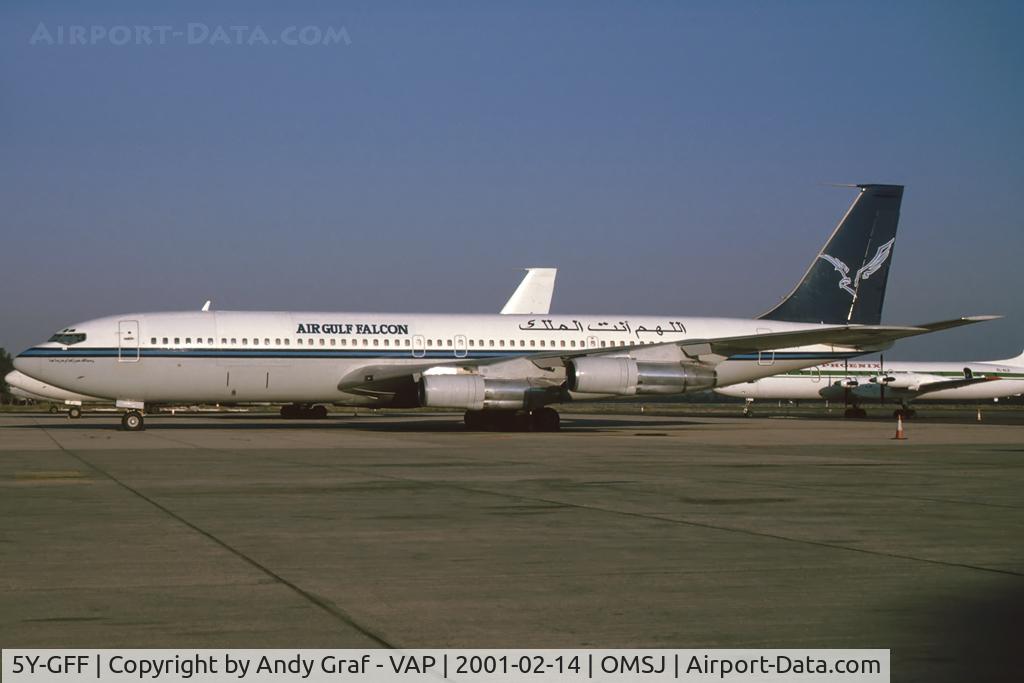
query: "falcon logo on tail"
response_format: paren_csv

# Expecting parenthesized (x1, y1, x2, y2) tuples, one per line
(818, 238, 895, 299)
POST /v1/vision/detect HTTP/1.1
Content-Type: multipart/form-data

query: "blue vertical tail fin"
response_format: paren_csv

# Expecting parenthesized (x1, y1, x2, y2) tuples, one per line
(759, 184, 903, 325)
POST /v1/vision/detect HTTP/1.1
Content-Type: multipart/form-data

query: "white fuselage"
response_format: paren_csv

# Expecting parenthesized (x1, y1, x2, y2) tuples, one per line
(716, 359, 1024, 402)
(14, 311, 870, 407)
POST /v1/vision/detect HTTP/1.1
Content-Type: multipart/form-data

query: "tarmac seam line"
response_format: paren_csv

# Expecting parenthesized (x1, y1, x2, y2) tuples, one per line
(34, 420, 397, 649)
(99, 424, 1024, 580)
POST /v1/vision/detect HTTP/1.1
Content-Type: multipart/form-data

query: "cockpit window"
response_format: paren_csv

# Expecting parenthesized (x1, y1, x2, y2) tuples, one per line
(48, 332, 87, 345)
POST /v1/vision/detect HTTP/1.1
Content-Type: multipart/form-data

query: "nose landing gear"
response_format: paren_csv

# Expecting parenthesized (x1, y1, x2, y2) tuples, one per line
(121, 410, 145, 431)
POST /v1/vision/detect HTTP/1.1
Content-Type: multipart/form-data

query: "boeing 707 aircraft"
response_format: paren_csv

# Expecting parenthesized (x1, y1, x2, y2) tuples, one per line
(14, 185, 995, 431)
(716, 351, 1024, 417)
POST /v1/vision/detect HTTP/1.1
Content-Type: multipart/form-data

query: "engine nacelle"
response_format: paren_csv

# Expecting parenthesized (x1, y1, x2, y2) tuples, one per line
(419, 375, 540, 410)
(566, 357, 716, 395)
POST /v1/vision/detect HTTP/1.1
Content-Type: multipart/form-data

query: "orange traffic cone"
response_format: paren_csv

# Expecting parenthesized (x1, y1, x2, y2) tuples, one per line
(892, 414, 907, 440)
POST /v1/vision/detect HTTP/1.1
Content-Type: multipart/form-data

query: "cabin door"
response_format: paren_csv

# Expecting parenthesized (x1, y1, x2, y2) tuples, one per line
(118, 320, 140, 362)
(756, 327, 775, 366)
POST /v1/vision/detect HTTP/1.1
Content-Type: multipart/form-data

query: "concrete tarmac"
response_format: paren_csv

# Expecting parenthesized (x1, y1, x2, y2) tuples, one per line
(2, 411, 1022, 681)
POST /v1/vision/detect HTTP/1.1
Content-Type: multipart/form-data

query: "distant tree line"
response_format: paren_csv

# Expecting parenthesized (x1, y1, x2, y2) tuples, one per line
(0, 348, 12, 402)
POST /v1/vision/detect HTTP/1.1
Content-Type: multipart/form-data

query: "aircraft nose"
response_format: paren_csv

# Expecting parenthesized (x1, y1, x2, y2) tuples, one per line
(12, 352, 41, 379)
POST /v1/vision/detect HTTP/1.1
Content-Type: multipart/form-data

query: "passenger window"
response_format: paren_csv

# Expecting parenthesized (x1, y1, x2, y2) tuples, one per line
(560, 340, 566, 347)
(404, 339, 410, 347)
(373, 339, 379, 346)
(530, 340, 536, 347)
(384, 339, 390, 347)
(264, 338, 270, 345)
(570, 340, 576, 347)
(499, 340, 505, 347)
(208, 338, 214, 345)
(242, 338, 248, 345)
(330, 338, 336, 346)
(231, 338, 237, 345)
(479, 340, 484, 347)
(151, 337, 157, 344)
(283, 339, 290, 346)
(252, 338, 259, 346)
(427, 339, 433, 347)
(540, 340, 545, 347)
(275, 338, 281, 345)
(362, 339, 368, 346)
(319, 338, 325, 346)
(600, 341, 606, 348)
(186, 337, 192, 344)
(340, 339, 347, 346)
(469, 340, 475, 347)
(447, 339, 452, 346)
(174, 337, 180, 344)
(220, 338, 226, 345)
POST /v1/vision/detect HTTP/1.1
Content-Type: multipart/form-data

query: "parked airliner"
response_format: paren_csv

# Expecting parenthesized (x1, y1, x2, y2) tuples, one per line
(716, 351, 1024, 417)
(6, 267, 556, 421)
(14, 185, 995, 431)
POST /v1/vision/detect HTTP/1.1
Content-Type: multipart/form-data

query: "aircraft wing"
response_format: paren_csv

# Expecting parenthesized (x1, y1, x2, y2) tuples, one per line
(912, 375, 1003, 396)
(337, 316, 998, 393)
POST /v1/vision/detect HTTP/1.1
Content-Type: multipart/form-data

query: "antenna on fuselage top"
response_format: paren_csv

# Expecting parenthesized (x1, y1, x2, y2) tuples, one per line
(201, 300, 212, 312)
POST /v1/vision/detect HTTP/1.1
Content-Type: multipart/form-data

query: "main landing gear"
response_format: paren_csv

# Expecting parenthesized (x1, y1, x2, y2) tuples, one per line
(464, 407, 561, 432)
(843, 406, 868, 418)
(893, 404, 917, 420)
(280, 403, 328, 419)
(121, 410, 145, 431)
(68, 406, 82, 419)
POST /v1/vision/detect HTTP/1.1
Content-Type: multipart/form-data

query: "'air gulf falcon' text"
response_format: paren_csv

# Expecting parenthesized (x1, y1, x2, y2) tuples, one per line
(296, 322, 409, 335)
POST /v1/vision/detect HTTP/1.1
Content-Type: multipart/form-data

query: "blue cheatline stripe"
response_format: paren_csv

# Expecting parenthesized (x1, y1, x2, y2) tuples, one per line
(18, 346, 523, 360)
(20, 346, 856, 363)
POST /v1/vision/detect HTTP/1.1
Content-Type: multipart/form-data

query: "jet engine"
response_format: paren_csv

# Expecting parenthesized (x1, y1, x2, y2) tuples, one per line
(419, 375, 547, 410)
(566, 357, 716, 395)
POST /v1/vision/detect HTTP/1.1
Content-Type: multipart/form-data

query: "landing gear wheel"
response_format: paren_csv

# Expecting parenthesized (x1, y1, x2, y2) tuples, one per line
(68, 406, 82, 419)
(530, 407, 561, 432)
(49, 405, 59, 414)
(311, 404, 328, 419)
(121, 410, 145, 431)
(844, 407, 867, 418)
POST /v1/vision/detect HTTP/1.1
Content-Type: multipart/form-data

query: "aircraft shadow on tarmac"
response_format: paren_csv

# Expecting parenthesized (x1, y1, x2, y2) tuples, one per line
(5, 413, 705, 433)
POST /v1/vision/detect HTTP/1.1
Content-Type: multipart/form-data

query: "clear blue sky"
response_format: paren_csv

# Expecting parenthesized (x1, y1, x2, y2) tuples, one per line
(2, 1, 1022, 360)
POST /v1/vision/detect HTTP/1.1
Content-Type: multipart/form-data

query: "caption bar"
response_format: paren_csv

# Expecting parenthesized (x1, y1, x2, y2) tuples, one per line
(2, 650, 889, 683)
